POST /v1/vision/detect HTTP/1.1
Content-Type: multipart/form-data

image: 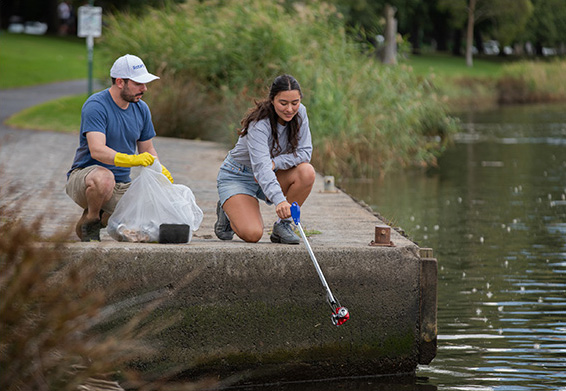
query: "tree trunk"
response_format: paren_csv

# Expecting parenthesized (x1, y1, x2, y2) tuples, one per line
(382, 4, 398, 65)
(465, 0, 476, 67)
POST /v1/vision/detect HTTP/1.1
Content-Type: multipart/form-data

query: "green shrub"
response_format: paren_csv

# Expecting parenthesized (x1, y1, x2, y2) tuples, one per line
(101, 0, 458, 178)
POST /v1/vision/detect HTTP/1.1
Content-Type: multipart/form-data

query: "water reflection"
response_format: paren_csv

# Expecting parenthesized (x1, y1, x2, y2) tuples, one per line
(339, 103, 566, 390)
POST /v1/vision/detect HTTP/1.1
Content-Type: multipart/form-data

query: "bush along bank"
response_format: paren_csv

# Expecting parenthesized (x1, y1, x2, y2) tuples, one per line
(497, 59, 566, 104)
(101, 0, 459, 180)
(429, 58, 566, 112)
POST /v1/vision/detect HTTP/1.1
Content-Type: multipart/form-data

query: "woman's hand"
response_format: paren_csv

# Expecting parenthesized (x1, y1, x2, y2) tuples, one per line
(275, 200, 292, 219)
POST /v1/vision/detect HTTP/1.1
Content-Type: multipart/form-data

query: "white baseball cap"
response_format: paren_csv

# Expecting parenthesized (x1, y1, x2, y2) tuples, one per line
(110, 54, 160, 83)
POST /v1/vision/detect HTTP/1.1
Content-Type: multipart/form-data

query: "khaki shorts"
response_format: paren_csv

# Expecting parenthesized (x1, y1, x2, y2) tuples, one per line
(66, 165, 131, 214)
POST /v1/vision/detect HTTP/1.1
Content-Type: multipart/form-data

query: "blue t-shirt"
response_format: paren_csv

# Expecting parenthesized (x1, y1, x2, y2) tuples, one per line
(67, 89, 156, 182)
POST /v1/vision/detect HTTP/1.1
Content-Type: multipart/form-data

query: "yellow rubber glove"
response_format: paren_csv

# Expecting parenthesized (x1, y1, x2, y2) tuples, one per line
(114, 152, 155, 167)
(161, 164, 174, 183)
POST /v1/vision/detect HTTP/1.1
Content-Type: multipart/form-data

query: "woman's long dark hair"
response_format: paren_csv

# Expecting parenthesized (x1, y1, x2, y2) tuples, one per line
(238, 74, 303, 157)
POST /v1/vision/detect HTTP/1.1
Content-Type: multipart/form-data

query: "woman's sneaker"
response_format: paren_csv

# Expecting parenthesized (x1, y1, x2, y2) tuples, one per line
(214, 201, 234, 240)
(270, 220, 300, 244)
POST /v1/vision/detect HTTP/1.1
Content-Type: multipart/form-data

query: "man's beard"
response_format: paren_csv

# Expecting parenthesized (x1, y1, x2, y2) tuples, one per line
(120, 88, 143, 103)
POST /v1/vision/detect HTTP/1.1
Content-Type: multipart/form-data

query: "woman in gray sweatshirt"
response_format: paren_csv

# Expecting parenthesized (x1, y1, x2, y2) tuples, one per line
(215, 74, 315, 244)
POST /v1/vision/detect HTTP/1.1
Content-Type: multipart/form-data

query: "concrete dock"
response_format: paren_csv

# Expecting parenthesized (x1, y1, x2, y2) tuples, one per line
(0, 81, 437, 385)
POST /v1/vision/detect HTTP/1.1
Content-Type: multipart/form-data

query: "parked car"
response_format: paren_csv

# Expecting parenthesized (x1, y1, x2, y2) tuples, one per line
(542, 47, 557, 56)
(483, 40, 500, 55)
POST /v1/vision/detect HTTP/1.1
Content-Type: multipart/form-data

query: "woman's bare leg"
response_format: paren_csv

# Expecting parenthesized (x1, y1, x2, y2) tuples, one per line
(276, 163, 316, 206)
(223, 194, 265, 243)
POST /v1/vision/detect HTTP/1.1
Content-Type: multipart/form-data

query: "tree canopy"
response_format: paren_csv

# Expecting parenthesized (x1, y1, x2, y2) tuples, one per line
(1, 0, 564, 58)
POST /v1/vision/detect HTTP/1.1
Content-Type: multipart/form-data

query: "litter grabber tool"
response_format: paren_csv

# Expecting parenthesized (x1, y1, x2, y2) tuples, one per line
(290, 202, 350, 326)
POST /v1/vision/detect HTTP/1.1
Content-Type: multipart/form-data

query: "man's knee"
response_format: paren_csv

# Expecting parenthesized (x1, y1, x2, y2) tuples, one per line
(86, 168, 115, 194)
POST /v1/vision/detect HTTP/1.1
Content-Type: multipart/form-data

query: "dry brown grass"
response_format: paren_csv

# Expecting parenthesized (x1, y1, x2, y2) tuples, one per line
(1, 212, 124, 390)
(0, 200, 216, 390)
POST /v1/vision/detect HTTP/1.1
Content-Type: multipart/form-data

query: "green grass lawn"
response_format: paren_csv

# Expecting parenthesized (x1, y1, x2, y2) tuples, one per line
(5, 94, 87, 133)
(0, 32, 105, 88)
(1, 32, 106, 131)
(405, 52, 506, 79)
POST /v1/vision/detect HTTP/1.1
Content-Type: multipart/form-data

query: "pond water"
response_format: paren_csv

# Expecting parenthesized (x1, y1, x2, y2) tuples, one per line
(336, 103, 566, 390)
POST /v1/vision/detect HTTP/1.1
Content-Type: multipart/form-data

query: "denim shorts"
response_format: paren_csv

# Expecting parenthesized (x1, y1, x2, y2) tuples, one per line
(217, 154, 271, 207)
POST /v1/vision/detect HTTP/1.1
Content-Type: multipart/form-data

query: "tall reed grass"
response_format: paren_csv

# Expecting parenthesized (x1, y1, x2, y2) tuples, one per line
(101, 0, 458, 178)
(497, 60, 566, 104)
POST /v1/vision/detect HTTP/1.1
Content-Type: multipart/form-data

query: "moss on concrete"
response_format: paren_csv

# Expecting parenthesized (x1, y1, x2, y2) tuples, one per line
(118, 300, 417, 383)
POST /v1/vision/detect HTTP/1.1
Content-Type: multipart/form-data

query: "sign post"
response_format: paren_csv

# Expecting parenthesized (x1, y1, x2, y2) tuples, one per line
(77, 5, 102, 96)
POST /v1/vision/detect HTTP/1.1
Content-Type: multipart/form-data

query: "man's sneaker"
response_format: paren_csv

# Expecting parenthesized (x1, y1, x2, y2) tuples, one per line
(76, 209, 109, 239)
(214, 201, 234, 240)
(270, 220, 300, 244)
(76, 209, 89, 239)
(80, 219, 102, 242)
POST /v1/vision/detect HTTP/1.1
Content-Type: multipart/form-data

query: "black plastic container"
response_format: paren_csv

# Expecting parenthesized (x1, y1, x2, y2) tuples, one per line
(158, 224, 190, 244)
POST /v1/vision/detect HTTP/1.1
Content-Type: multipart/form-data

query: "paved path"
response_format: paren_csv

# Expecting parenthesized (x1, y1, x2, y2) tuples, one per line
(0, 80, 402, 248)
(0, 80, 97, 122)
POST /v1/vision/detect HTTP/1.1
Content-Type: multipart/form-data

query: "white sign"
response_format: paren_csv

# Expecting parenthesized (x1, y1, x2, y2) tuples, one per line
(77, 6, 102, 38)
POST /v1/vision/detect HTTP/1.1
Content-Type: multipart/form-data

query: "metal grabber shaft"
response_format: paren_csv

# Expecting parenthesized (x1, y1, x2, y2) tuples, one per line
(290, 202, 349, 326)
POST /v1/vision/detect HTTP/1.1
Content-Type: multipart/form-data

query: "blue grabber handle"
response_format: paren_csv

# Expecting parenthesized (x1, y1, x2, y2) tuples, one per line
(291, 202, 301, 225)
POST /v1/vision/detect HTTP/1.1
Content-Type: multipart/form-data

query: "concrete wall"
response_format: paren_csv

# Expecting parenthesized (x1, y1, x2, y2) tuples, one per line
(61, 240, 437, 384)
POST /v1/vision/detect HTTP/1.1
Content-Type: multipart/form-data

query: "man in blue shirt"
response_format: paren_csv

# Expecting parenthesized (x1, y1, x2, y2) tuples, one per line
(66, 54, 173, 242)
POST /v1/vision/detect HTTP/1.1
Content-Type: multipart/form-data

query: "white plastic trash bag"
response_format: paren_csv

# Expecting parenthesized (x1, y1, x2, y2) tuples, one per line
(107, 161, 203, 243)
